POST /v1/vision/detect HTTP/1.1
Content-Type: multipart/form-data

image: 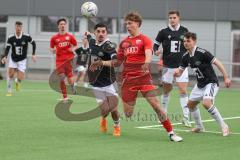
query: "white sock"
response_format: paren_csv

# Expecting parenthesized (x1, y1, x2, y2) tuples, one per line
(207, 105, 226, 128)
(190, 107, 204, 128)
(161, 94, 169, 112)
(7, 78, 13, 93)
(113, 119, 120, 127)
(180, 94, 190, 120)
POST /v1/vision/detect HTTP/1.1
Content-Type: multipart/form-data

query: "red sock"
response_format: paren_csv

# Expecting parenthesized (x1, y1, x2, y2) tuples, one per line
(161, 118, 173, 133)
(60, 80, 67, 99)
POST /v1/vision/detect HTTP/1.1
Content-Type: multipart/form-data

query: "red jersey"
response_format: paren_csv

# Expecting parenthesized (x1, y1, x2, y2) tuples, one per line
(50, 32, 77, 65)
(117, 34, 153, 78)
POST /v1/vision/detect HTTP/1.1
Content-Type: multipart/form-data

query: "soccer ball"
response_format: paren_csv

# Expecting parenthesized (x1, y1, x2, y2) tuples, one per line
(81, 2, 98, 18)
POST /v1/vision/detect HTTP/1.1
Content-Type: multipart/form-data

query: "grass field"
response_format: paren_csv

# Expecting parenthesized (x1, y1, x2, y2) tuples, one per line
(0, 80, 240, 160)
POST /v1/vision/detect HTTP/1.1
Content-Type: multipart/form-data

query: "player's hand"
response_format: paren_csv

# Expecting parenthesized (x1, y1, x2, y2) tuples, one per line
(50, 48, 56, 54)
(84, 31, 91, 37)
(174, 68, 181, 77)
(89, 60, 103, 71)
(142, 63, 150, 74)
(32, 55, 37, 62)
(224, 77, 231, 88)
(1, 56, 7, 64)
(154, 50, 161, 56)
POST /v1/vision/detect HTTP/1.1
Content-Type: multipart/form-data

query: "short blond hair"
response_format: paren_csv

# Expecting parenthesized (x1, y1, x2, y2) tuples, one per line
(124, 11, 142, 27)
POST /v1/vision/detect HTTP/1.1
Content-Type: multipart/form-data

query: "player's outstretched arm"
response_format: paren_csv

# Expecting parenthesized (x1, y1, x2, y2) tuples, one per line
(213, 58, 231, 88)
(31, 41, 37, 62)
(1, 45, 10, 64)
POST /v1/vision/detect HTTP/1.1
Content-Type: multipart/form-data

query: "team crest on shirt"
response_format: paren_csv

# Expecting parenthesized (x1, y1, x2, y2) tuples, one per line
(13, 42, 16, 46)
(98, 51, 104, 57)
(136, 39, 142, 44)
(65, 36, 70, 41)
(22, 41, 26, 45)
(195, 61, 201, 66)
(168, 35, 171, 39)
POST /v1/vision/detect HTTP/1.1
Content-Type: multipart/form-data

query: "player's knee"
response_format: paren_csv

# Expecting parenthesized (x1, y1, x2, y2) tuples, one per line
(202, 99, 213, 108)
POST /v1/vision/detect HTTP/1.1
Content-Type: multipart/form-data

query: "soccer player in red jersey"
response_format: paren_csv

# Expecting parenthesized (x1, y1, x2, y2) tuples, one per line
(90, 11, 183, 142)
(50, 18, 78, 102)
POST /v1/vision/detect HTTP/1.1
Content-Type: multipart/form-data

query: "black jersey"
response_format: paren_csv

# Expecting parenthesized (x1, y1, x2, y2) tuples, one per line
(5, 33, 36, 62)
(75, 47, 90, 66)
(154, 25, 188, 68)
(87, 37, 117, 87)
(180, 47, 219, 88)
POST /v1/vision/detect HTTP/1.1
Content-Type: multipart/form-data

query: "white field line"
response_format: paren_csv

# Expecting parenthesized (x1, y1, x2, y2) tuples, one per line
(141, 127, 240, 135)
(136, 116, 240, 129)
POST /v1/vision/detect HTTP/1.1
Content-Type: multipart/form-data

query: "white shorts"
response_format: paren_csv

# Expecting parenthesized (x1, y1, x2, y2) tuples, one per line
(189, 83, 219, 102)
(75, 65, 86, 72)
(8, 56, 27, 73)
(92, 83, 118, 103)
(162, 67, 189, 84)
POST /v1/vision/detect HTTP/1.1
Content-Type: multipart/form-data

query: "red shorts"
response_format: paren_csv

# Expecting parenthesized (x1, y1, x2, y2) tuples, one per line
(121, 73, 156, 103)
(56, 60, 73, 78)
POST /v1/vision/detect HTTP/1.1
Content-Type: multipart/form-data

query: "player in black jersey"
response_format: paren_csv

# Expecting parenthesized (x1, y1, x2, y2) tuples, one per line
(175, 32, 231, 136)
(153, 10, 191, 127)
(1, 21, 36, 96)
(84, 23, 120, 136)
(74, 38, 90, 88)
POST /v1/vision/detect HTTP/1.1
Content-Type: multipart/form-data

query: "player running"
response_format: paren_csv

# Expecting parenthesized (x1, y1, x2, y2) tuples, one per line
(74, 38, 90, 88)
(174, 32, 231, 136)
(50, 18, 78, 102)
(153, 10, 191, 127)
(86, 23, 121, 136)
(1, 21, 36, 96)
(91, 11, 183, 142)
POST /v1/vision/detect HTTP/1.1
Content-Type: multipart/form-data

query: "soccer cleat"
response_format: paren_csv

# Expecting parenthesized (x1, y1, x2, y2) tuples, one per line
(113, 126, 121, 137)
(222, 125, 230, 137)
(182, 117, 192, 128)
(16, 82, 21, 91)
(169, 134, 183, 142)
(100, 118, 107, 133)
(6, 92, 12, 97)
(191, 127, 205, 133)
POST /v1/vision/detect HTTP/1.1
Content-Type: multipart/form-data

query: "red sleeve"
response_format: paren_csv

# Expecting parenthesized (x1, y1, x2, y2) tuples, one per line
(71, 35, 77, 46)
(50, 36, 55, 48)
(117, 46, 124, 62)
(144, 36, 153, 51)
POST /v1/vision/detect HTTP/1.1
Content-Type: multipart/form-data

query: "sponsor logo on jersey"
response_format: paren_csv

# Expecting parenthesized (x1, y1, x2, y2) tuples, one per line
(168, 35, 171, 39)
(58, 41, 70, 47)
(124, 46, 138, 55)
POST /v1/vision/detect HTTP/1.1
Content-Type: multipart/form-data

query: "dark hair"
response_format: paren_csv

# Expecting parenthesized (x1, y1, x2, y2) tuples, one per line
(168, 10, 180, 17)
(15, 21, 22, 25)
(57, 18, 67, 25)
(124, 11, 142, 27)
(184, 32, 197, 41)
(94, 23, 108, 31)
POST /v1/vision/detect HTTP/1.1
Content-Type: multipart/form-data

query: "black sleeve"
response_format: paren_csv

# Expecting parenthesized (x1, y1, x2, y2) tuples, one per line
(204, 51, 216, 64)
(27, 35, 36, 55)
(179, 54, 188, 70)
(102, 41, 117, 59)
(4, 38, 11, 57)
(154, 30, 164, 52)
(31, 40, 36, 55)
(4, 46, 10, 57)
(75, 47, 83, 55)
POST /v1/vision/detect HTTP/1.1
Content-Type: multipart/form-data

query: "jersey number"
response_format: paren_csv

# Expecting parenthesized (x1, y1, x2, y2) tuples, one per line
(193, 68, 204, 79)
(170, 41, 181, 53)
(16, 46, 23, 55)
